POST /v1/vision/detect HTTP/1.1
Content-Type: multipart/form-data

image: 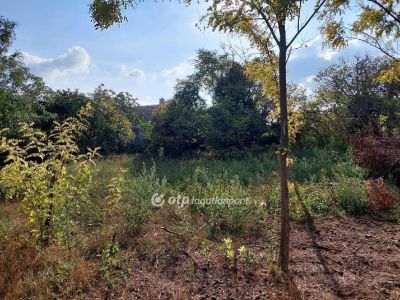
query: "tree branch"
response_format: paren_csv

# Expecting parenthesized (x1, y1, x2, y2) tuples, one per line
(344, 28, 399, 59)
(367, 0, 400, 25)
(248, 1, 280, 45)
(287, 0, 327, 48)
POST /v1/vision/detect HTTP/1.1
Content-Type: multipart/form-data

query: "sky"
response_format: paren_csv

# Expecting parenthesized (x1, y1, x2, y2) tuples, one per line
(1, 0, 379, 105)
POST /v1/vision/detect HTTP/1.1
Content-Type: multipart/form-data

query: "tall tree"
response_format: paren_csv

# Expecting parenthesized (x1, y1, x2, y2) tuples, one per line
(207, 61, 267, 150)
(150, 77, 209, 156)
(0, 17, 46, 98)
(196, 1, 330, 272)
(0, 16, 49, 137)
(87, 0, 361, 272)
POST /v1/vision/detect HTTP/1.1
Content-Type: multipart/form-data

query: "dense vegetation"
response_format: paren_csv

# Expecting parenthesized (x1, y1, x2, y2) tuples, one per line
(0, 9, 399, 299)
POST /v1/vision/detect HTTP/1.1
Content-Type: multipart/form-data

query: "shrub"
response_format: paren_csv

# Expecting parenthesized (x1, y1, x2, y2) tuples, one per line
(333, 176, 369, 215)
(366, 178, 395, 210)
(352, 135, 400, 185)
(289, 181, 331, 220)
(0, 104, 99, 245)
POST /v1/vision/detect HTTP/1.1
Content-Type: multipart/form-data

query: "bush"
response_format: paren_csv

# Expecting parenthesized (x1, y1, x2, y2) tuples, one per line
(366, 178, 395, 210)
(333, 176, 369, 215)
(0, 104, 99, 245)
(352, 135, 400, 186)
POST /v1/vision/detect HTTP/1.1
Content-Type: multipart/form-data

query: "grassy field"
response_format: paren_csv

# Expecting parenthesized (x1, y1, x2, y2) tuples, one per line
(1, 149, 399, 299)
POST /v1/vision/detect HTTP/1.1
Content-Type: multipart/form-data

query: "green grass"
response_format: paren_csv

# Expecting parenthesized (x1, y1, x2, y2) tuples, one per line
(91, 147, 386, 234)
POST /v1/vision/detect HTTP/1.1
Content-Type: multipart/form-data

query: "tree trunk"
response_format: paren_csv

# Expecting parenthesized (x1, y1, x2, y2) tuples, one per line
(278, 22, 290, 273)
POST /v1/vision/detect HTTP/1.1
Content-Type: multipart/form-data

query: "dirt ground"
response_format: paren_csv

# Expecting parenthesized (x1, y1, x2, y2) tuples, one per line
(119, 217, 400, 299)
(290, 217, 400, 299)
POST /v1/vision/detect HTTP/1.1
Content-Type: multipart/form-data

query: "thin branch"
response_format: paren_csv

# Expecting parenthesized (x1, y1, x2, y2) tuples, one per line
(344, 27, 398, 59)
(287, 0, 327, 48)
(367, 0, 400, 25)
(160, 226, 185, 237)
(352, 36, 397, 59)
(286, 46, 293, 63)
(297, 1, 302, 32)
(248, 0, 280, 45)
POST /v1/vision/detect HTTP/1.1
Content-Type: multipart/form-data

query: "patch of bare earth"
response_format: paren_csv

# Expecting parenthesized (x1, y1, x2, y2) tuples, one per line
(291, 217, 400, 299)
(119, 217, 399, 299)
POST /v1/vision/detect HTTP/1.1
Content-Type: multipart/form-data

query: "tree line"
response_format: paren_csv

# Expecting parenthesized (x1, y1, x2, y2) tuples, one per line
(1, 16, 399, 162)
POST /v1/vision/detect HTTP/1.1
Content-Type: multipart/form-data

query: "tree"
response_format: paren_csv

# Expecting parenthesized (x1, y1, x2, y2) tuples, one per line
(150, 78, 209, 156)
(314, 55, 400, 136)
(190, 49, 270, 150)
(88, 0, 385, 272)
(42, 89, 90, 132)
(0, 17, 49, 138)
(80, 86, 135, 154)
(199, 1, 330, 272)
(0, 17, 47, 98)
(207, 61, 268, 150)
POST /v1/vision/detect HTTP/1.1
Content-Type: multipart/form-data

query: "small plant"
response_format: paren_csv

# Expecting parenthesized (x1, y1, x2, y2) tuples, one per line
(366, 178, 395, 210)
(238, 245, 255, 265)
(101, 236, 121, 290)
(220, 237, 234, 261)
(0, 217, 11, 240)
(105, 168, 127, 212)
(200, 239, 210, 256)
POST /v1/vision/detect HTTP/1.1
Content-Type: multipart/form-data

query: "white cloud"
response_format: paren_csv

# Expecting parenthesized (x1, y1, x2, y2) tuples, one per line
(298, 83, 314, 97)
(160, 60, 194, 78)
(121, 65, 146, 79)
(290, 35, 339, 61)
(317, 48, 338, 61)
(22, 46, 91, 80)
(304, 75, 315, 83)
(349, 39, 361, 47)
(305, 35, 322, 48)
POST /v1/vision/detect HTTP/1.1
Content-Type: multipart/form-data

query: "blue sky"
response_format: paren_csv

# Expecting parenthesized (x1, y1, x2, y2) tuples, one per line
(2, 0, 378, 105)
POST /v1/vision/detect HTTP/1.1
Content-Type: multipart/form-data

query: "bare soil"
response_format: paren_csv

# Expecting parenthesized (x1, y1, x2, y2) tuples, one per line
(120, 217, 400, 299)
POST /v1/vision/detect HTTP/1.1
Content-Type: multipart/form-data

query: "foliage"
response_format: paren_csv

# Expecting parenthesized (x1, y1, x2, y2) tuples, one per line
(313, 56, 400, 137)
(0, 104, 99, 245)
(221, 237, 234, 261)
(206, 60, 269, 149)
(366, 178, 396, 210)
(0, 17, 46, 98)
(101, 237, 122, 290)
(332, 175, 369, 215)
(150, 78, 209, 156)
(246, 60, 307, 143)
(321, 0, 399, 62)
(150, 50, 272, 155)
(352, 135, 400, 185)
(123, 163, 167, 234)
(105, 168, 127, 212)
(80, 86, 135, 154)
(0, 17, 48, 138)
(43, 90, 90, 128)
